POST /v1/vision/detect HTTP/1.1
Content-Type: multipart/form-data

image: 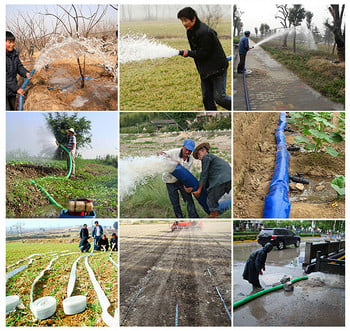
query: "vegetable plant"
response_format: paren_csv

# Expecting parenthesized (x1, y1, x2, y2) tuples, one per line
(287, 112, 344, 159)
(330, 175, 345, 198)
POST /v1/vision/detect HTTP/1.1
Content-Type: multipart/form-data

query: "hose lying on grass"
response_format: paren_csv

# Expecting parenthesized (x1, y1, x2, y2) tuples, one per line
(85, 255, 118, 327)
(31, 144, 72, 211)
(63, 255, 87, 315)
(109, 250, 118, 268)
(233, 276, 308, 309)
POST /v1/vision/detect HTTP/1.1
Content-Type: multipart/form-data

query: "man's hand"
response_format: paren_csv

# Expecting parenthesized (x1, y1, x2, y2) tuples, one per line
(17, 88, 25, 96)
(259, 271, 263, 275)
(26, 72, 31, 79)
(192, 190, 201, 198)
(180, 49, 189, 57)
(184, 186, 192, 193)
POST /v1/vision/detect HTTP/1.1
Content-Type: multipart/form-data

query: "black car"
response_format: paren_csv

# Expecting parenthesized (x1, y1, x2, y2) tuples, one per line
(257, 228, 301, 250)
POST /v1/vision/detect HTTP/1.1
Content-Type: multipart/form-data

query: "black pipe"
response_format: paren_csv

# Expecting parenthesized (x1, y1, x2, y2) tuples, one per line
(243, 71, 251, 110)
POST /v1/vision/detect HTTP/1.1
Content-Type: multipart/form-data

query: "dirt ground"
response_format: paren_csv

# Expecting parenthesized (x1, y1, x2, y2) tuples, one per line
(21, 59, 117, 111)
(119, 222, 231, 326)
(233, 112, 345, 218)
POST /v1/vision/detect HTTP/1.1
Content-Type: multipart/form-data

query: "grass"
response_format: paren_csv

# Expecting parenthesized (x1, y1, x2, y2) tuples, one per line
(6, 158, 118, 218)
(120, 174, 231, 218)
(6, 241, 117, 327)
(120, 19, 232, 110)
(260, 42, 345, 104)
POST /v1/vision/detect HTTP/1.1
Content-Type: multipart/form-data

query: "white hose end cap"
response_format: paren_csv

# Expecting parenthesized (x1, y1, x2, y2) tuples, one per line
(6, 295, 21, 313)
(31, 296, 57, 320)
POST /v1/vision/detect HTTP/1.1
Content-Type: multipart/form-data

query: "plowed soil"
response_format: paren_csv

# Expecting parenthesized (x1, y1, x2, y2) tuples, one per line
(233, 112, 345, 218)
(119, 222, 231, 327)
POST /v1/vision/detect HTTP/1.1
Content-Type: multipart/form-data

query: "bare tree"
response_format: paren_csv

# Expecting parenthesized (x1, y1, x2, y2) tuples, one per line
(275, 4, 291, 47)
(324, 5, 345, 62)
(40, 5, 108, 87)
(233, 5, 243, 37)
(198, 5, 223, 30)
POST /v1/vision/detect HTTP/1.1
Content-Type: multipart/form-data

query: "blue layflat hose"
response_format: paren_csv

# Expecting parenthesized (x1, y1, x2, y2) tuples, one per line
(18, 69, 35, 111)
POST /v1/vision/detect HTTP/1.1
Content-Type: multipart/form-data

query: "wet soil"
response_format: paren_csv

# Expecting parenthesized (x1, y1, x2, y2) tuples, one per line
(23, 60, 117, 111)
(233, 112, 345, 218)
(119, 222, 231, 326)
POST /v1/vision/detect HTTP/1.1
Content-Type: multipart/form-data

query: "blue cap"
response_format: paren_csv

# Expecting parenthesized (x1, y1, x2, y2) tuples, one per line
(183, 139, 195, 151)
(244, 30, 250, 36)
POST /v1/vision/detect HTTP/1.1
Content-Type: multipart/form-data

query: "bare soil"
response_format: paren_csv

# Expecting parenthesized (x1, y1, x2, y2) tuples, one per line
(119, 222, 231, 326)
(23, 59, 117, 111)
(233, 112, 345, 218)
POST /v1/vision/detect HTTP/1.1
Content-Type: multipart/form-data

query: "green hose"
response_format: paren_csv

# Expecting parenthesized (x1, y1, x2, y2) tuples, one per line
(233, 276, 308, 309)
(30, 143, 73, 210)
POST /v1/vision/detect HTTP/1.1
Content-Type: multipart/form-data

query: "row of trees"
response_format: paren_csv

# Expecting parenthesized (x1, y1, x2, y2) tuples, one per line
(233, 4, 345, 61)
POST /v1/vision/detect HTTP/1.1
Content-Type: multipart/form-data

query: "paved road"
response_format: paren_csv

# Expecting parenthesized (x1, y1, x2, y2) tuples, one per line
(233, 41, 344, 111)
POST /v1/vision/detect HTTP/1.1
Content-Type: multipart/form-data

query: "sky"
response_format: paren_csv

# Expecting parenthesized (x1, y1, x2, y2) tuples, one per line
(237, 2, 336, 35)
(6, 112, 119, 159)
(6, 219, 118, 231)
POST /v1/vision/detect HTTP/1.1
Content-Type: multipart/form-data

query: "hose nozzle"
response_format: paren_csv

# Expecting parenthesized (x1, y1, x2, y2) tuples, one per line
(178, 50, 184, 56)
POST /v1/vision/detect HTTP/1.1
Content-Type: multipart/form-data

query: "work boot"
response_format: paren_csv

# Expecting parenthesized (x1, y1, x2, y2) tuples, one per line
(209, 211, 219, 218)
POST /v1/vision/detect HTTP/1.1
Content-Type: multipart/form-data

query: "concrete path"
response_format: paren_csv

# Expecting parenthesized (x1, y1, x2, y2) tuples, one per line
(233, 41, 344, 111)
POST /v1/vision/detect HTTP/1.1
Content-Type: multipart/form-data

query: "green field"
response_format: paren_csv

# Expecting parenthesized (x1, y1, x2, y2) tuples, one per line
(120, 20, 232, 110)
(6, 159, 118, 218)
(6, 241, 118, 326)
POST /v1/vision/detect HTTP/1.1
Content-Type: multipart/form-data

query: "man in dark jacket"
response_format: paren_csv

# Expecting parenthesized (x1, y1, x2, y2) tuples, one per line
(243, 243, 273, 291)
(177, 7, 231, 110)
(79, 224, 90, 253)
(191, 142, 231, 218)
(98, 235, 109, 252)
(79, 224, 89, 239)
(92, 221, 103, 250)
(110, 233, 118, 251)
(237, 31, 251, 73)
(6, 31, 31, 110)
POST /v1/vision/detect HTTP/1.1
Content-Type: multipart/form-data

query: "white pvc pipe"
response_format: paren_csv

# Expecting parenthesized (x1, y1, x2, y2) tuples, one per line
(84, 255, 118, 327)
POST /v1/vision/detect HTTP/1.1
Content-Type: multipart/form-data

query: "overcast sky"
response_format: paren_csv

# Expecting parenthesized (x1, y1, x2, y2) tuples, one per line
(6, 112, 118, 159)
(237, 2, 337, 34)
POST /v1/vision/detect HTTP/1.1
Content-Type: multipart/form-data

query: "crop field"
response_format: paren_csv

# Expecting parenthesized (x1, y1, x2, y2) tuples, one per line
(120, 20, 232, 110)
(6, 159, 118, 218)
(119, 221, 231, 326)
(6, 239, 118, 326)
(233, 112, 345, 219)
(120, 130, 232, 218)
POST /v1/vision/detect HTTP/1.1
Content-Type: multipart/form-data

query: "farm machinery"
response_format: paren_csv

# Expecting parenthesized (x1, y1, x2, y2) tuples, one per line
(170, 221, 203, 232)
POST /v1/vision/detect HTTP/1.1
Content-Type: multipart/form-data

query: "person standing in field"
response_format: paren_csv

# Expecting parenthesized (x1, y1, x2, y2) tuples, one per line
(160, 139, 200, 218)
(79, 224, 91, 252)
(237, 31, 252, 73)
(66, 128, 76, 176)
(6, 31, 31, 111)
(92, 221, 103, 251)
(177, 7, 231, 110)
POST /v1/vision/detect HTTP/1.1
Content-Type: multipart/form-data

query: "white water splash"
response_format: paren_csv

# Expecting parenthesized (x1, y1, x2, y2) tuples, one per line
(34, 36, 116, 75)
(119, 35, 178, 64)
(255, 26, 317, 50)
(119, 155, 177, 200)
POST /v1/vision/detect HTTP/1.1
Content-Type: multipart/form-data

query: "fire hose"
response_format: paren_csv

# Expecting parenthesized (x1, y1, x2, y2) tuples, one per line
(233, 276, 308, 309)
(31, 144, 72, 210)
(84, 255, 118, 327)
(18, 69, 35, 111)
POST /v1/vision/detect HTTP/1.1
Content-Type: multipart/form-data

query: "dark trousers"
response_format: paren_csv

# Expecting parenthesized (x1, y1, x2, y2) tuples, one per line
(166, 181, 199, 218)
(237, 54, 247, 73)
(250, 271, 262, 288)
(94, 236, 101, 250)
(6, 96, 16, 111)
(200, 71, 231, 110)
(207, 181, 231, 212)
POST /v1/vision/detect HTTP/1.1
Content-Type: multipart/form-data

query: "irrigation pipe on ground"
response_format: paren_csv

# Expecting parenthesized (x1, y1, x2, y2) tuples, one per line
(233, 276, 308, 309)
(31, 144, 72, 211)
(18, 69, 35, 111)
(109, 251, 118, 268)
(84, 255, 118, 327)
(120, 287, 143, 326)
(243, 71, 251, 110)
(30, 252, 78, 320)
(63, 255, 87, 315)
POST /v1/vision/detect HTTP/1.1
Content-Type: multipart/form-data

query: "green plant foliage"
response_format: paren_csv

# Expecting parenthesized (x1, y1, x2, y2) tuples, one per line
(330, 175, 345, 196)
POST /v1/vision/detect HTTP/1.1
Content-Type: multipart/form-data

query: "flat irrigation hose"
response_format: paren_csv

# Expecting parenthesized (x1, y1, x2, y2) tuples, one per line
(233, 276, 308, 309)
(30, 252, 78, 320)
(18, 69, 35, 111)
(30, 144, 72, 210)
(63, 255, 87, 315)
(84, 255, 118, 327)
(109, 251, 118, 268)
(243, 71, 251, 110)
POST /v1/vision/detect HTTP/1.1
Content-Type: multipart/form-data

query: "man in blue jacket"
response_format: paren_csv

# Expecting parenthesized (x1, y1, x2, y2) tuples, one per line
(237, 31, 251, 73)
(6, 31, 31, 110)
(178, 7, 231, 110)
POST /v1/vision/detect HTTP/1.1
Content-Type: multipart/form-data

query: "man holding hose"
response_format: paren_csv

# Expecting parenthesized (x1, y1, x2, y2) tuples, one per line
(177, 7, 231, 110)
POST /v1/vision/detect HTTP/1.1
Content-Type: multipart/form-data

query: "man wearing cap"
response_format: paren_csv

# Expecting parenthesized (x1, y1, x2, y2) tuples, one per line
(160, 140, 199, 218)
(237, 31, 251, 74)
(66, 128, 76, 176)
(191, 142, 231, 218)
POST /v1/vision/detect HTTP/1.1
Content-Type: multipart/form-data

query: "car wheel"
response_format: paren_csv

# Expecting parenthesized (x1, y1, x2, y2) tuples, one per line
(295, 240, 300, 247)
(277, 241, 285, 250)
